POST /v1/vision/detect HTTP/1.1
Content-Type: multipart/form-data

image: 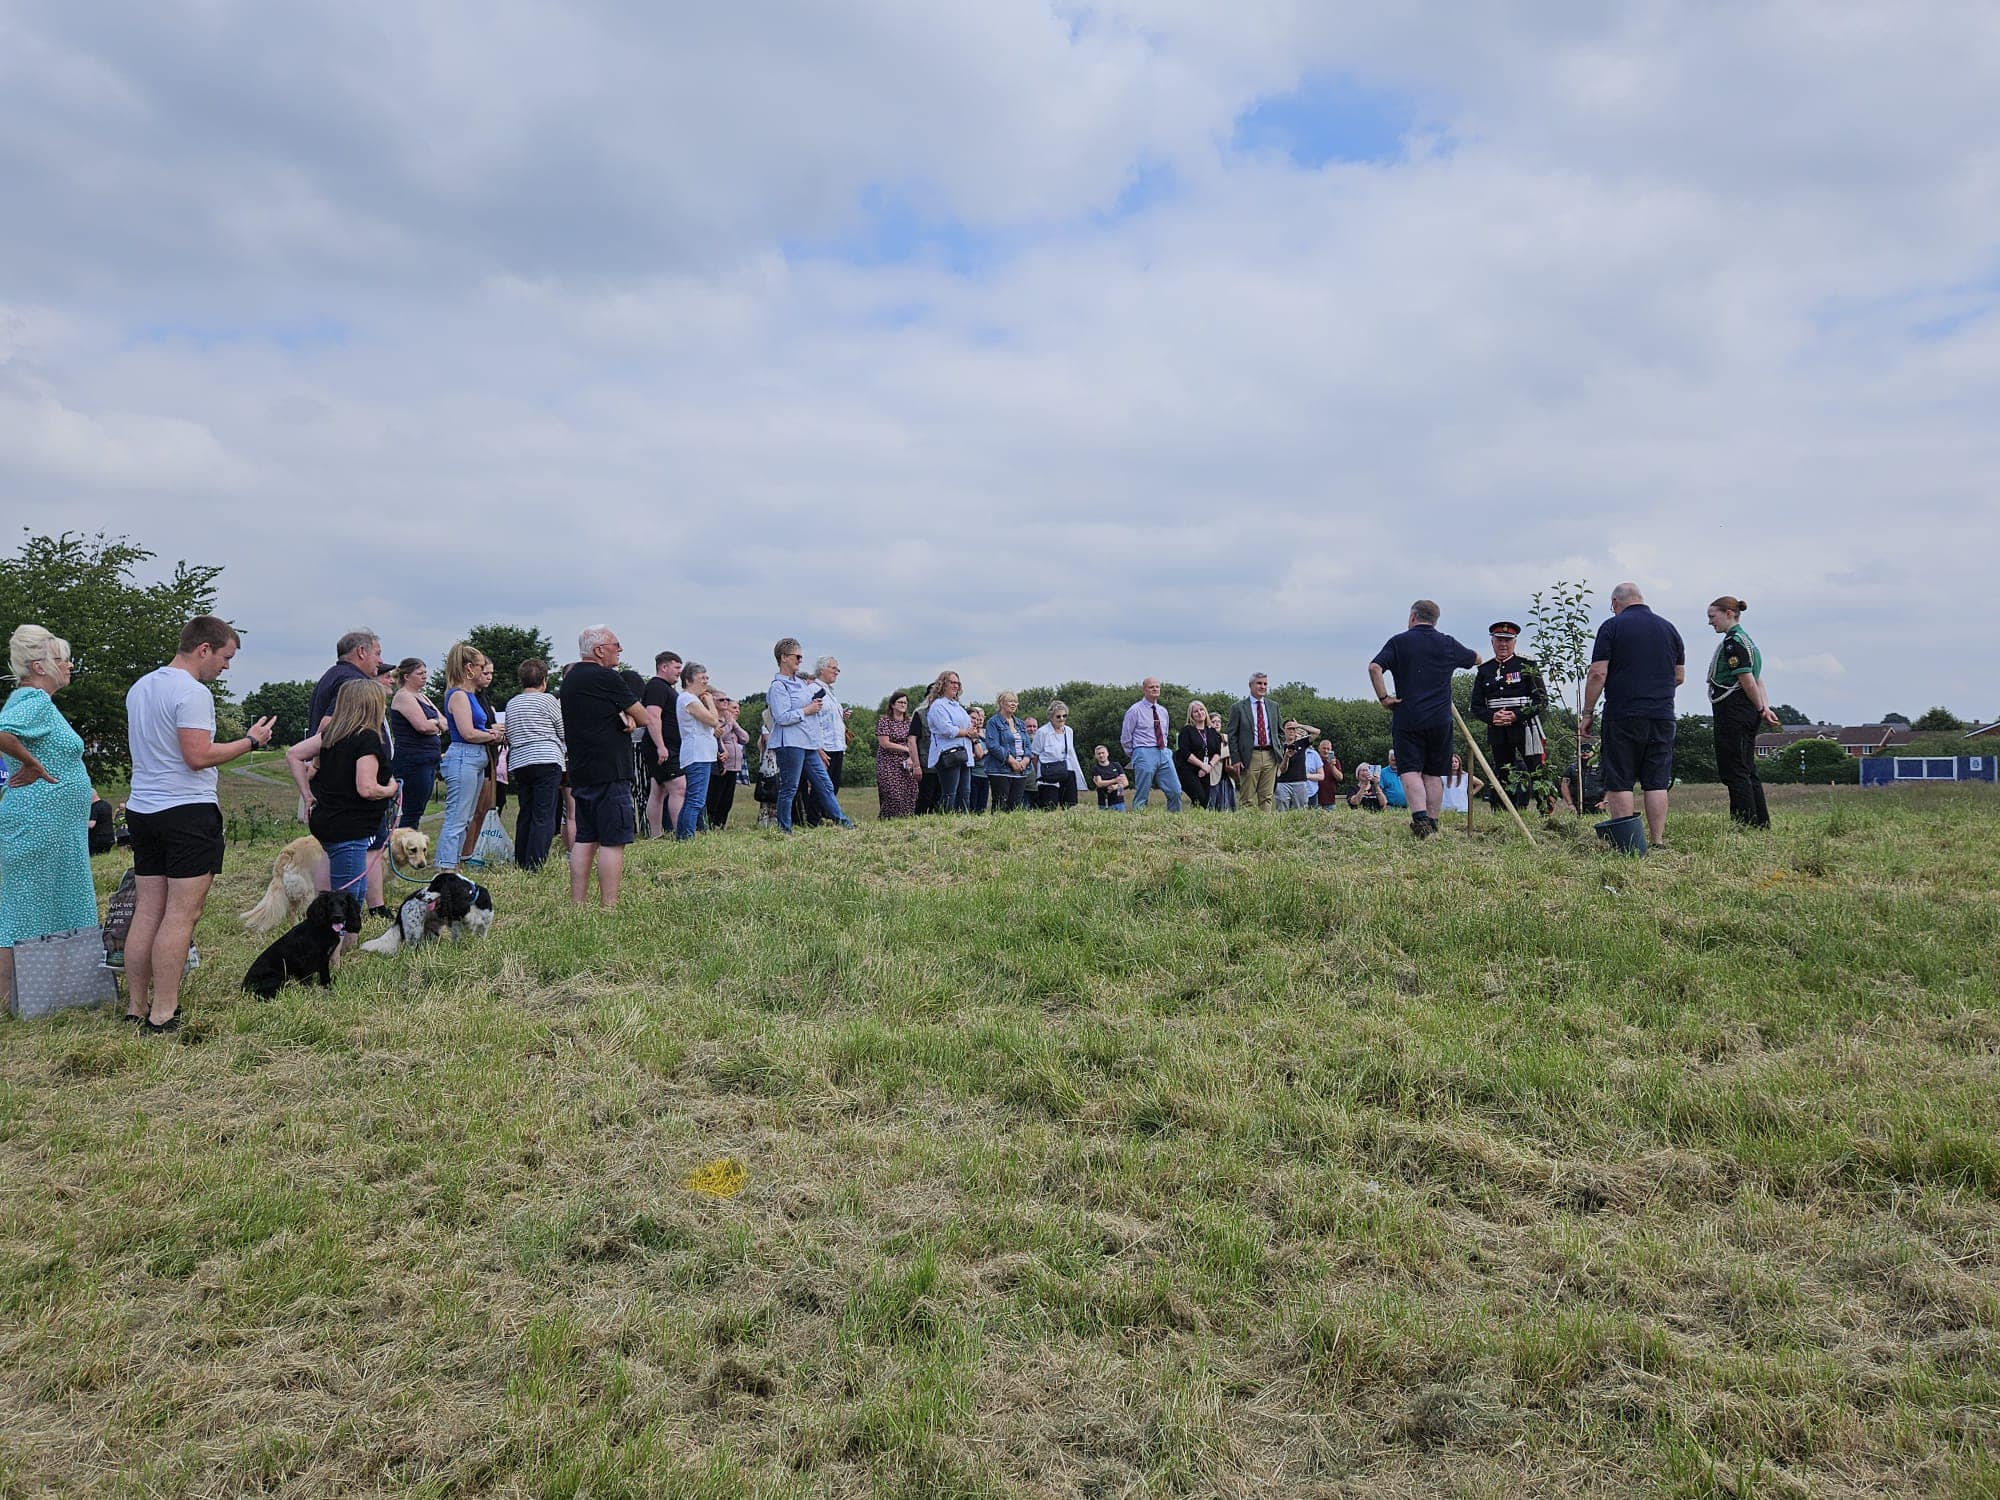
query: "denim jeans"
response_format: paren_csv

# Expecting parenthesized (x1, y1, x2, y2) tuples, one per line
(324, 837, 370, 898)
(675, 760, 713, 839)
(774, 746, 852, 832)
(935, 756, 972, 812)
(435, 741, 488, 870)
(1127, 747, 1184, 811)
(511, 761, 563, 870)
(968, 774, 990, 814)
(393, 756, 438, 830)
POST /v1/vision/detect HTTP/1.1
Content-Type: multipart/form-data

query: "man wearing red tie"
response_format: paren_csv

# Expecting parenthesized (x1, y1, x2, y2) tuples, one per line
(1118, 677, 1185, 812)
(1224, 672, 1285, 811)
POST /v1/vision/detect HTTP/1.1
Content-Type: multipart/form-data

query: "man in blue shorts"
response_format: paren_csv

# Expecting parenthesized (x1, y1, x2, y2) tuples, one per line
(1579, 582, 1684, 849)
(1369, 599, 1479, 839)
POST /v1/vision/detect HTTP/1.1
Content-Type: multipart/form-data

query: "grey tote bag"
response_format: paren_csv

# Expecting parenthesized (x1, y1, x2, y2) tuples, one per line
(11, 927, 121, 1020)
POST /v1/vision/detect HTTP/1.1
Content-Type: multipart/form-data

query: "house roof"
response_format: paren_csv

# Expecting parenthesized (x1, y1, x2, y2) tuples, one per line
(1965, 722, 1999, 739)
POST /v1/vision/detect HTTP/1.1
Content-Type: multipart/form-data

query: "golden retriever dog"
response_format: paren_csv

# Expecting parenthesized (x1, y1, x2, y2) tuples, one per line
(241, 827, 430, 933)
(240, 836, 324, 934)
(390, 826, 430, 873)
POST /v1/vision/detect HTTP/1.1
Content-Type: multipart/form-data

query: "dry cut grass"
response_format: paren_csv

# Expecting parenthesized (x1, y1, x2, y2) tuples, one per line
(2, 787, 1997, 1497)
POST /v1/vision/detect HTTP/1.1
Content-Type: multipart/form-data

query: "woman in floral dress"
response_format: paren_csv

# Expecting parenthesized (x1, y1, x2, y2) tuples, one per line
(874, 690, 921, 819)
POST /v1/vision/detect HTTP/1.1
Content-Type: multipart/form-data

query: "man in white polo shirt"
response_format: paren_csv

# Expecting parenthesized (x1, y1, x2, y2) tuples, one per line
(122, 616, 275, 1033)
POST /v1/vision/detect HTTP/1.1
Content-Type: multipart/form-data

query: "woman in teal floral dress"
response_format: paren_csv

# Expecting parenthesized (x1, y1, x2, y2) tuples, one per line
(0, 626, 97, 1008)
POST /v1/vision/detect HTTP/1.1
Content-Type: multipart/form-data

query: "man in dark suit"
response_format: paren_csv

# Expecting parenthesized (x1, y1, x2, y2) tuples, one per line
(1224, 672, 1285, 811)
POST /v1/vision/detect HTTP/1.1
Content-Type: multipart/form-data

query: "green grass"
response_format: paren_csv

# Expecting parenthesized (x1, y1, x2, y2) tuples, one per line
(2, 787, 1996, 1495)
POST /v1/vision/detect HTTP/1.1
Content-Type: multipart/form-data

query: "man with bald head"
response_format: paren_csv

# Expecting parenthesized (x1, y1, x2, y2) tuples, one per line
(1119, 677, 1184, 811)
(1580, 582, 1685, 849)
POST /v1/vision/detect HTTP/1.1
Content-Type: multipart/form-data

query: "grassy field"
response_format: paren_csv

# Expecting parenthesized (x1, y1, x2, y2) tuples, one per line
(2, 786, 1997, 1496)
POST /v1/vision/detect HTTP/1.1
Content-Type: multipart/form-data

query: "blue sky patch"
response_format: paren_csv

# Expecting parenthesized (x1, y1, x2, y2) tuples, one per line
(125, 316, 350, 353)
(1232, 74, 1418, 168)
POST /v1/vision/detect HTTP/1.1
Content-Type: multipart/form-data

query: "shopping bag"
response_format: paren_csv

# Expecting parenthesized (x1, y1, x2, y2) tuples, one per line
(470, 809, 514, 867)
(12, 927, 121, 1019)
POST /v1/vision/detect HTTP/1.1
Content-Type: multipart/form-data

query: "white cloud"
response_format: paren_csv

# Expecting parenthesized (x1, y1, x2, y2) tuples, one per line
(1, 2, 1996, 723)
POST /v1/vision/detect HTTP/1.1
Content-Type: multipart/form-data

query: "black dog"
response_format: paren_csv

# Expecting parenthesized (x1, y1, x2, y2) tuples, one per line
(241, 891, 361, 998)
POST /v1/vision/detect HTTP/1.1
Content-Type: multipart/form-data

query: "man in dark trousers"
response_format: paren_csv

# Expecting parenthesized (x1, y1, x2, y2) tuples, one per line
(1368, 599, 1479, 839)
(1579, 582, 1685, 849)
(1224, 672, 1284, 811)
(1470, 621, 1550, 809)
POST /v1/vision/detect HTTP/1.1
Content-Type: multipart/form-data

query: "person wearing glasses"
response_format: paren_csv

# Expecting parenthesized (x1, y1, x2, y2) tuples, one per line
(767, 638, 855, 831)
(1032, 701, 1085, 808)
(919, 669, 977, 813)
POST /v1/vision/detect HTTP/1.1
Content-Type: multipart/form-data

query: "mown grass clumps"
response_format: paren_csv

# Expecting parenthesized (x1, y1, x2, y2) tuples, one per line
(0, 785, 1996, 1494)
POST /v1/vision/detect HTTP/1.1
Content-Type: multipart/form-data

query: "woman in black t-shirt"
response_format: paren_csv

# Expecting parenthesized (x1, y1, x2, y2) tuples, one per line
(309, 679, 401, 900)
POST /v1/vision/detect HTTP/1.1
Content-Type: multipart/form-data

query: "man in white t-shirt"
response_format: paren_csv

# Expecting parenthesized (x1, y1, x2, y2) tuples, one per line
(122, 616, 276, 1033)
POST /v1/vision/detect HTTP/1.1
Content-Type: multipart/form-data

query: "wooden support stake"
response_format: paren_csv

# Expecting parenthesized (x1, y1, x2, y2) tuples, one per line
(1453, 705, 1535, 845)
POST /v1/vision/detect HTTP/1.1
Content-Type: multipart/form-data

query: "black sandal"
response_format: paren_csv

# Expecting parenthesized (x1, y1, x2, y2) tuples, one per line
(144, 1013, 182, 1035)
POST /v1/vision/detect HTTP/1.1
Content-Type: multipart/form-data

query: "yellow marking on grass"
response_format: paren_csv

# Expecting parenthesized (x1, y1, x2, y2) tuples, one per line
(683, 1158, 748, 1197)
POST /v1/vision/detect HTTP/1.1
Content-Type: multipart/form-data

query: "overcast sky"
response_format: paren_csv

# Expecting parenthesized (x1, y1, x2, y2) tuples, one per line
(4, 2, 1996, 723)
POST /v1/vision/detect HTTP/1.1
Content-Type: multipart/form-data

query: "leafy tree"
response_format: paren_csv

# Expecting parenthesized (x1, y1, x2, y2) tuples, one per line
(1527, 580, 1596, 814)
(1892, 735, 1982, 757)
(1672, 715, 1717, 782)
(465, 623, 554, 706)
(1880, 711, 1910, 725)
(0, 531, 224, 774)
(1761, 736, 1858, 785)
(241, 680, 316, 746)
(1912, 706, 1966, 732)
(843, 705, 878, 786)
(1774, 703, 1812, 725)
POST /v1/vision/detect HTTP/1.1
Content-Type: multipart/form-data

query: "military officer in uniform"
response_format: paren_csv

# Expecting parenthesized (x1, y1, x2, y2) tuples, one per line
(1470, 620, 1549, 807)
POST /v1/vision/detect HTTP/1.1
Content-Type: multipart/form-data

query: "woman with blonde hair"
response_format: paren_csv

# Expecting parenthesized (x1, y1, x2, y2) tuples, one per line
(983, 691, 1032, 812)
(307, 677, 401, 899)
(1176, 701, 1220, 810)
(436, 642, 502, 870)
(920, 669, 977, 813)
(0, 625, 97, 1009)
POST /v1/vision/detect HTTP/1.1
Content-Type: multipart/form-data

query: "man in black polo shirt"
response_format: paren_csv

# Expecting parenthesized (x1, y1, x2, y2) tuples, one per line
(1580, 582, 1685, 849)
(307, 630, 382, 735)
(1369, 599, 1479, 838)
(559, 624, 648, 908)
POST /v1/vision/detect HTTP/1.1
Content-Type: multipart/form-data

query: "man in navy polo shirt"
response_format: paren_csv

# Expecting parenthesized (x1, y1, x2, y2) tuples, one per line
(1368, 599, 1479, 839)
(1579, 582, 1685, 849)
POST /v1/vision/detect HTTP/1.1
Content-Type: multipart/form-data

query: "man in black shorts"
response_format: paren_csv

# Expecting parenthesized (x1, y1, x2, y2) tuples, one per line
(122, 616, 277, 1032)
(1580, 582, 1685, 848)
(560, 626, 649, 907)
(1368, 599, 1479, 839)
(640, 651, 682, 839)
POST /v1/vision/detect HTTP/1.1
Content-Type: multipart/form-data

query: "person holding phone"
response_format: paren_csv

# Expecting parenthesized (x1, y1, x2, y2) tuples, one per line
(766, 638, 854, 832)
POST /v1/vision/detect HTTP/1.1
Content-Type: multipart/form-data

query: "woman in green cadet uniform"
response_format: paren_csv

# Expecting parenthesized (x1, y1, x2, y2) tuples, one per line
(1706, 595, 1779, 828)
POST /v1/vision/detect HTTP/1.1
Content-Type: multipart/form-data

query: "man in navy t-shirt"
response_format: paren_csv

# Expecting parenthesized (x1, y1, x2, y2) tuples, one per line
(1369, 599, 1479, 839)
(1580, 582, 1685, 849)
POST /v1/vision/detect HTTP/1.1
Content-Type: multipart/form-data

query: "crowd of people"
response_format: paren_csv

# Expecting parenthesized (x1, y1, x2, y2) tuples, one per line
(0, 585, 1780, 1022)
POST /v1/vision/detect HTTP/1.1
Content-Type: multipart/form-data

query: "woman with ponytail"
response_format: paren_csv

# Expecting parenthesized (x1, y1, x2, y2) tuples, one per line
(1706, 595, 1778, 828)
